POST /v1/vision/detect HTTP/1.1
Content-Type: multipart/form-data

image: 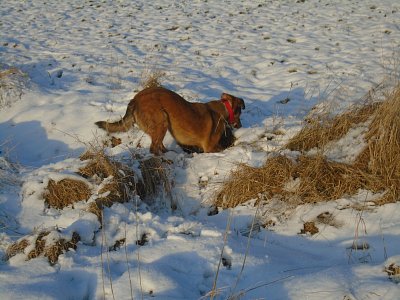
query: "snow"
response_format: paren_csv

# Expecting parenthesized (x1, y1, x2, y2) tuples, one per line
(1, 0, 400, 299)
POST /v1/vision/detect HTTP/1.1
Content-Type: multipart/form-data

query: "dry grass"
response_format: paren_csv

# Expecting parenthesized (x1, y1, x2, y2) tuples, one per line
(286, 102, 381, 152)
(217, 154, 371, 208)
(139, 68, 165, 89)
(79, 150, 144, 202)
(354, 85, 400, 204)
(44, 178, 92, 209)
(44, 232, 80, 265)
(41, 149, 145, 220)
(215, 84, 400, 209)
(5, 238, 29, 258)
(215, 155, 294, 208)
(293, 154, 375, 203)
(385, 263, 400, 282)
(6, 230, 80, 265)
(8, 148, 175, 265)
(0, 66, 28, 109)
(140, 156, 176, 209)
(79, 150, 145, 220)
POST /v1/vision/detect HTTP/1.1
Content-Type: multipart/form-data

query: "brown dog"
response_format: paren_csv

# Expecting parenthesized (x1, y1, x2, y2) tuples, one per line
(95, 87, 245, 155)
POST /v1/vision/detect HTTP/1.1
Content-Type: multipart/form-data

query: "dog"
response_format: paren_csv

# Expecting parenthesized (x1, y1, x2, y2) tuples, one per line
(95, 87, 245, 155)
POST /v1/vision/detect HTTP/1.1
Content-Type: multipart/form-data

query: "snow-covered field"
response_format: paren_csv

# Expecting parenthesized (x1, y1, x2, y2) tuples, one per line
(1, 0, 400, 299)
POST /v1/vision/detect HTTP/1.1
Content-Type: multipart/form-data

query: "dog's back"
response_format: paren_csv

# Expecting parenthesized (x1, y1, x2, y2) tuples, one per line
(96, 87, 241, 154)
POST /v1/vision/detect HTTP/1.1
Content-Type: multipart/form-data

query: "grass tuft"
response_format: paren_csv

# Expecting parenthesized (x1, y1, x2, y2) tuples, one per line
(0, 66, 28, 109)
(44, 178, 91, 209)
(6, 230, 80, 265)
(139, 68, 166, 89)
(79, 149, 145, 220)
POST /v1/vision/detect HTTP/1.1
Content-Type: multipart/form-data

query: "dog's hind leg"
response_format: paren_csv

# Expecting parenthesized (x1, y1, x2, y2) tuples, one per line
(147, 119, 168, 155)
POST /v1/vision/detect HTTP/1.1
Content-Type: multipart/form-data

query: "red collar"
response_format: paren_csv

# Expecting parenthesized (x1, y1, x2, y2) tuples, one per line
(221, 99, 235, 124)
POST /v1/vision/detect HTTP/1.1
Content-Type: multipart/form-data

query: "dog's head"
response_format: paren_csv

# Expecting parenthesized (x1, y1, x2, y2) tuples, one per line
(221, 93, 245, 128)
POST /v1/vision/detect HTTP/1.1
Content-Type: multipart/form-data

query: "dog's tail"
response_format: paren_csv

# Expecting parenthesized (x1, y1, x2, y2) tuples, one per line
(95, 101, 135, 133)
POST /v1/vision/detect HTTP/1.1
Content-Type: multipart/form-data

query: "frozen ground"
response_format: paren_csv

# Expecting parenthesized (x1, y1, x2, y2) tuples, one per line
(1, 0, 400, 299)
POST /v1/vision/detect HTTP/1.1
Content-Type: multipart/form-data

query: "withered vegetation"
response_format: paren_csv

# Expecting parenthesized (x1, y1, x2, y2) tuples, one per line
(286, 102, 381, 152)
(6, 230, 80, 265)
(44, 178, 91, 209)
(216, 84, 400, 208)
(79, 150, 144, 220)
(139, 68, 165, 89)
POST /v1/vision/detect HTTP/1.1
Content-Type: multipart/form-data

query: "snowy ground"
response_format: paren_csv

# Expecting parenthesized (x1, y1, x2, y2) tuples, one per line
(1, 0, 400, 299)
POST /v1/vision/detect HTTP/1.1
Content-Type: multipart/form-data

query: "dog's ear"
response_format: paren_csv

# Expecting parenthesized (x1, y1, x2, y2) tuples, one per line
(221, 93, 231, 101)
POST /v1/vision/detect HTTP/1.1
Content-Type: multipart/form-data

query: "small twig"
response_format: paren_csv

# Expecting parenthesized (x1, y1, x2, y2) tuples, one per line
(100, 211, 106, 300)
(134, 195, 144, 300)
(238, 275, 294, 296)
(210, 209, 233, 300)
(379, 219, 388, 261)
(228, 200, 261, 298)
(124, 223, 134, 300)
(104, 213, 116, 300)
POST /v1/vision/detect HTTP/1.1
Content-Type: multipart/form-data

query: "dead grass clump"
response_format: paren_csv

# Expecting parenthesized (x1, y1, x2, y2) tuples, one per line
(79, 150, 122, 179)
(44, 178, 91, 209)
(5, 238, 29, 259)
(0, 66, 28, 109)
(79, 150, 144, 204)
(215, 154, 356, 208)
(44, 232, 80, 265)
(139, 69, 165, 89)
(215, 155, 295, 208)
(300, 221, 319, 235)
(79, 150, 145, 221)
(354, 86, 400, 204)
(7, 230, 80, 265)
(286, 102, 380, 152)
(140, 157, 175, 208)
(26, 231, 50, 260)
(385, 263, 400, 283)
(86, 201, 102, 221)
(215, 154, 386, 209)
(293, 154, 367, 203)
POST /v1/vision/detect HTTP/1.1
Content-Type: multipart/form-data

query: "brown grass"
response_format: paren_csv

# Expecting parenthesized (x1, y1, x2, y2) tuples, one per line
(139, 69, 165, 89)
(354, 85, 400, 204)
(215, 84, 400, 209)
(79, 150, 145, 220)
(0, 66, 28, 108)
(44, 178, 91, 209)
(286, 102, 381, 152)
(80, 151, 144, 200)
(9, 148, 164, 265)
(140, 156, 175, 209)
(5, 238, 29, 259)
(44, 232, 80, 265)
(293, 155, 366, 203)
(6, 230, 80, 265)
(26, 231, 49, 260)
(216, 154, 373, 208)
(215, 155, 295, 208)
